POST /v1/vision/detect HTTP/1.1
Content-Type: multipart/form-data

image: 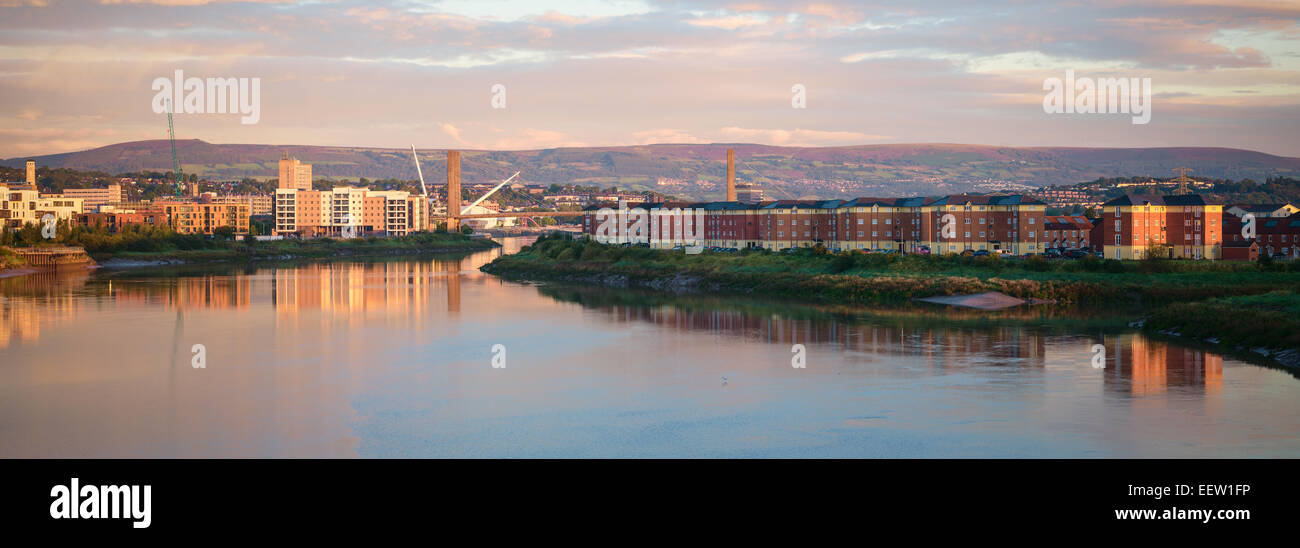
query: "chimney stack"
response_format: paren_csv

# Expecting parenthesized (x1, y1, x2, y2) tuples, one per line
(446, 150, 461, 231)
(726, 148, 736, 202)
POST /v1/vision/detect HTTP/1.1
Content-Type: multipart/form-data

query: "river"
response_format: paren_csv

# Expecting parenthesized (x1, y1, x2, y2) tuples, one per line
(2, 237, 1297, 457)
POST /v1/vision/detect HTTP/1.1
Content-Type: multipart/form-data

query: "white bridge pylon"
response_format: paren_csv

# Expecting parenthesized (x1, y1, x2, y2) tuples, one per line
(410, 145, 520, 216)
(460, 171, 520, 215)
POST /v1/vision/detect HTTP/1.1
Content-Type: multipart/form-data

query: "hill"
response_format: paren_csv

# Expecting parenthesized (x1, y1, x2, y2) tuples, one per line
(6, 140, 1300, 200)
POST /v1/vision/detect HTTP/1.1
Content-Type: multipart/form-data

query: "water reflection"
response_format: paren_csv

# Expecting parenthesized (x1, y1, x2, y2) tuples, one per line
(1, 239, 1296, 457)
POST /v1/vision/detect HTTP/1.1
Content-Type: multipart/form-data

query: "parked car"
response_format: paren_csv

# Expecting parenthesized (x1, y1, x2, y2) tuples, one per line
(1043, 249, 1062, 259)
(914, 246, 931, 255)
(971, 250, 990, 257)
(1063, 249, 1089, 259)
(1271, 253, 1289, 260)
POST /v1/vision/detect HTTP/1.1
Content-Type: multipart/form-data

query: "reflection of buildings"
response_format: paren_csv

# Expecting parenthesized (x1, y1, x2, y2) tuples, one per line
(0, 254, 497, 349)
(581, 303, 1047, 367)
(1102, 333, 1222, 396)
(0, 269, 92, 348)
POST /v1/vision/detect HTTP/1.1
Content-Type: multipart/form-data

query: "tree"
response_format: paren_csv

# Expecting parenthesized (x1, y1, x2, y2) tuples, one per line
(213, 226, 237, 240)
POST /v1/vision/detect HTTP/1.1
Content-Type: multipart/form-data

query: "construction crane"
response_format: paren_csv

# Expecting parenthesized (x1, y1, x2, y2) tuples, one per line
(165, 98, 185, 195)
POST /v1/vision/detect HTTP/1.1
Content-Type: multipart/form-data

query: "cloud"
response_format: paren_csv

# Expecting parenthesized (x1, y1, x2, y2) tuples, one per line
(717, 127, 892, 146)
(486, 128, 586, 150)
(0, 0, 1296, 156)
(440, 122, 465, 144)
(630, 128, 706, 144)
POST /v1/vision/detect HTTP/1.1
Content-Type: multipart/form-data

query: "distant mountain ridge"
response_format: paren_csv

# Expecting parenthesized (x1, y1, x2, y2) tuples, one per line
(6, 140, 1298, 200)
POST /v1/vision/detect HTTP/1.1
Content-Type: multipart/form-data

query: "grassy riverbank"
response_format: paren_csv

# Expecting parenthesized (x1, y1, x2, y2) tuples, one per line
(87, 232, 499, 265)
(0, 247, 23, 270)
(482, 234, 1300, 306)
(1144, 291, 1300, 354)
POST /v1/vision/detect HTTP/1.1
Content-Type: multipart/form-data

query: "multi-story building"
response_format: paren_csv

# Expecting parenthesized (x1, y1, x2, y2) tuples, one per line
(1043, 215, 1094, 250)
(734, 183, 764, 205)
(274, 187, 427, 237)
(278, 154, 313, 191)
(582, 193, 1048, 255)
(1226, 203, 1298, 219)
(58, 184, 124, 212)
(200, 193, 273, 216)
(1223, 212, 1300, 259)
(35, 196, 84, 222)
(156, 201, 251, 235)
(1101, 194, 1222, 260)
(76, 207, 168, 233)
(918, 195, 1047, 255)
(1, 184, 40, 231)
(0, 184, 83, 231)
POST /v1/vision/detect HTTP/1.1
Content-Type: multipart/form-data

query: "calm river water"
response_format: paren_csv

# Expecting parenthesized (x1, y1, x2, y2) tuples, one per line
(2, 237, 1298, 457)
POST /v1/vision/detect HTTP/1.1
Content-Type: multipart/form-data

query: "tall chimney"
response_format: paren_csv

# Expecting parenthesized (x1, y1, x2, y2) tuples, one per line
(726, 149, 736, 202)
(446, 150, 461, 231)
(25, 159, 35, 185)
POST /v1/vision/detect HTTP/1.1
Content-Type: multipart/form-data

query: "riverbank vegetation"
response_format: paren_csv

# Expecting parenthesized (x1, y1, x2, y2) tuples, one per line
(0, 247, 23, 270)
(1144, 291, 1300, 353)
(482, 233, 1300, 306)
(2, 222, 497, 264)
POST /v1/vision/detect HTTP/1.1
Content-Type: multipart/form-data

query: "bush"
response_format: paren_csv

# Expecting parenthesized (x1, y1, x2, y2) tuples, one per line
(829, 252, 855, 273)
(1022, 255, 1052, 272)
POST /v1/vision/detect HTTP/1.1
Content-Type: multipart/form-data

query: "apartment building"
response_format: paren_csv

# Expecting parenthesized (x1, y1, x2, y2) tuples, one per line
(76, 207, 168, 233)
(274, 187, 427, 237)
(0, 184, 83, 230)
(1223, 212, 1300, 259)
(1101, 194, 1222, 260)
(1, 184, 40, 230)
(278, 154, 313, 191)
(56, 184, 124, 212)
(581, 193, 1048, 255)
(200, 193, 273, 216)
(157, 201, 251, 235)
(1043, 215, 1094, 250)
(1226, 203, 1298, 219)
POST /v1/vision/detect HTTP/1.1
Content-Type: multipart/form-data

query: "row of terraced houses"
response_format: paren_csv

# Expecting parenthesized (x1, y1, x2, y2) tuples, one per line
(579, 193, 1278, 260)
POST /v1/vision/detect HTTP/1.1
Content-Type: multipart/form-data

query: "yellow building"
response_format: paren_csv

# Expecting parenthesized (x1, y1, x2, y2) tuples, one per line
(278, 154, 313, 191)
(36, 196, 84, 222)
(1, 184, 40, 230)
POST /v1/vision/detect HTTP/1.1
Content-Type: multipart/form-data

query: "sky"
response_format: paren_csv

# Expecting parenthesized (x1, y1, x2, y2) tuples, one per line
(0, 0, 1298, 158)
